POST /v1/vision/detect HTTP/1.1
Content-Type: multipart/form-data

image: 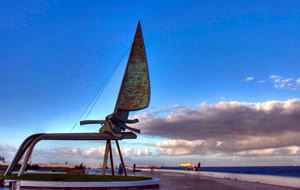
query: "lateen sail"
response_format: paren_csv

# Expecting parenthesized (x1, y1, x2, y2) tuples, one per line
(114, 21, 150, 120)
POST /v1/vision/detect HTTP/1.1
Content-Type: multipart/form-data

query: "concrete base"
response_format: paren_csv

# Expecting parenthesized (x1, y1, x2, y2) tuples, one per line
(6, 178, 160, 190)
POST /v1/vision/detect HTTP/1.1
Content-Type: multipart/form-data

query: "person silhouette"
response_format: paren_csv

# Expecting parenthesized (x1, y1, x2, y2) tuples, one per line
(133, 163, 136, 172)
(118, 163, 123, 175)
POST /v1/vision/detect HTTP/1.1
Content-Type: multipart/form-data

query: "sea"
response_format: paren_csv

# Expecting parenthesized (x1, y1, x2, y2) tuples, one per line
(86, 166, 300, 178)
(161, 166, 300, 178)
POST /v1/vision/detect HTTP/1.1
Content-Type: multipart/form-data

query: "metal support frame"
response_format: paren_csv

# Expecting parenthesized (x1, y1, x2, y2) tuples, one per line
(108, 140, 115, 176)
(18, 142, 35, 176)
(101, 140, 110, 176)
(100, 140, 128, 176)
(115, 140, 127, 176)
(2, 132, 136, 178)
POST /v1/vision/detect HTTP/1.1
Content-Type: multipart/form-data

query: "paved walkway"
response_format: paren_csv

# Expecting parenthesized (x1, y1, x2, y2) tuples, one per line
(1, 170, 298, 190)
(137, 171, 300, 190)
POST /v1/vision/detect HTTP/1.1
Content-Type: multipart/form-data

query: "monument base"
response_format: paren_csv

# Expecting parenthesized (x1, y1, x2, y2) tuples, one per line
(2, 173, 160, 190)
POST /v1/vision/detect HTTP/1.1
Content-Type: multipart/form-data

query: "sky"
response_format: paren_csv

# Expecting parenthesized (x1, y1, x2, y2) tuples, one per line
(1, 0, 300, 167)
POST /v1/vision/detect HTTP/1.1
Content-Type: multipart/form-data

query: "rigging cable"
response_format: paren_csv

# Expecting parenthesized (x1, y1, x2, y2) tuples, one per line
(70, 47, 130, 132)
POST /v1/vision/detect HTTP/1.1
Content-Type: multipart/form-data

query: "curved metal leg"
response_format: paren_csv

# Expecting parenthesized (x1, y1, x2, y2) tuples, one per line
(18, 141, 36, 176)
(17, 134, 46, 176)
(4, 133, 45, 176)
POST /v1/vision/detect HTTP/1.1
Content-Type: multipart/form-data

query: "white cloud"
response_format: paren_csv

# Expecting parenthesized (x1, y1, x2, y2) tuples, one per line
(269, 75, 300, 90)
(0, 144, 16, 161)
(122, 147, 152, 157)
(38, 146, 152, 160)
(245, 76, 254, 82)
(149, 140, 206, 155)
(245, 75, 300, 90)
(83, 147, 106, 157)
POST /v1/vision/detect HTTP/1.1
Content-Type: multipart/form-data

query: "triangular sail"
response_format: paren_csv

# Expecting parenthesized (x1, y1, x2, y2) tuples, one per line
(114, 22, 150, 120)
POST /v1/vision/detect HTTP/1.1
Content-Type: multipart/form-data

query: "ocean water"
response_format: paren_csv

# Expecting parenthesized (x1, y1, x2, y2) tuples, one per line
(162, 166, 300, 178)
(87, 166, 300, 177)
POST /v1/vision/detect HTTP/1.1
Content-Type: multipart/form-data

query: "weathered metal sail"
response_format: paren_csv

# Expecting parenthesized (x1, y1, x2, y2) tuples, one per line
(114, 21, 150, 120)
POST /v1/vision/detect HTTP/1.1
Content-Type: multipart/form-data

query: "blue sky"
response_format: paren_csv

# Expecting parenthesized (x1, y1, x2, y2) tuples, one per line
(1, 0, 300, 166)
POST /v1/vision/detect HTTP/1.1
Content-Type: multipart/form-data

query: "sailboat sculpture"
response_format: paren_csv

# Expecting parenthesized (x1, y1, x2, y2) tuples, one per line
(2, 21, 150, 178)
(81, 21, 150, 137)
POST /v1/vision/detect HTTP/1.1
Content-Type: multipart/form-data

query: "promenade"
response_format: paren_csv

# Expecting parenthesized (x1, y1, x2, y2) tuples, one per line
(138, 170, 300, 190)
(1, 168, 299, 190)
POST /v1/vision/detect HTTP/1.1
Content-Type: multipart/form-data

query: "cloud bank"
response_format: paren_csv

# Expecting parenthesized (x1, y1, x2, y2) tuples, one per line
(139, 99, 300, 155)
(2, 99, 300, 164)
(0, 145, 152, 164)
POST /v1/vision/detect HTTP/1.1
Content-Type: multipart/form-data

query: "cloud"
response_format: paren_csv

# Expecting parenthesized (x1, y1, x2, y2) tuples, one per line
(269, 75, 300, 90)
(122, 147, 152, 157)
(37, 146, 152, 159)
(0, 144, 153, 164)
(147, 139, 300, 157)
(138, 99, 300, 154)
(30, 146, 107, 164)
(148, 140, 206, 155)
(3, 99, 300, 161)
(237, 146, 300, 157)
(245, 76, 254, 82)
(244, 75, 300, 90)
(0, 144, 16, 161)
